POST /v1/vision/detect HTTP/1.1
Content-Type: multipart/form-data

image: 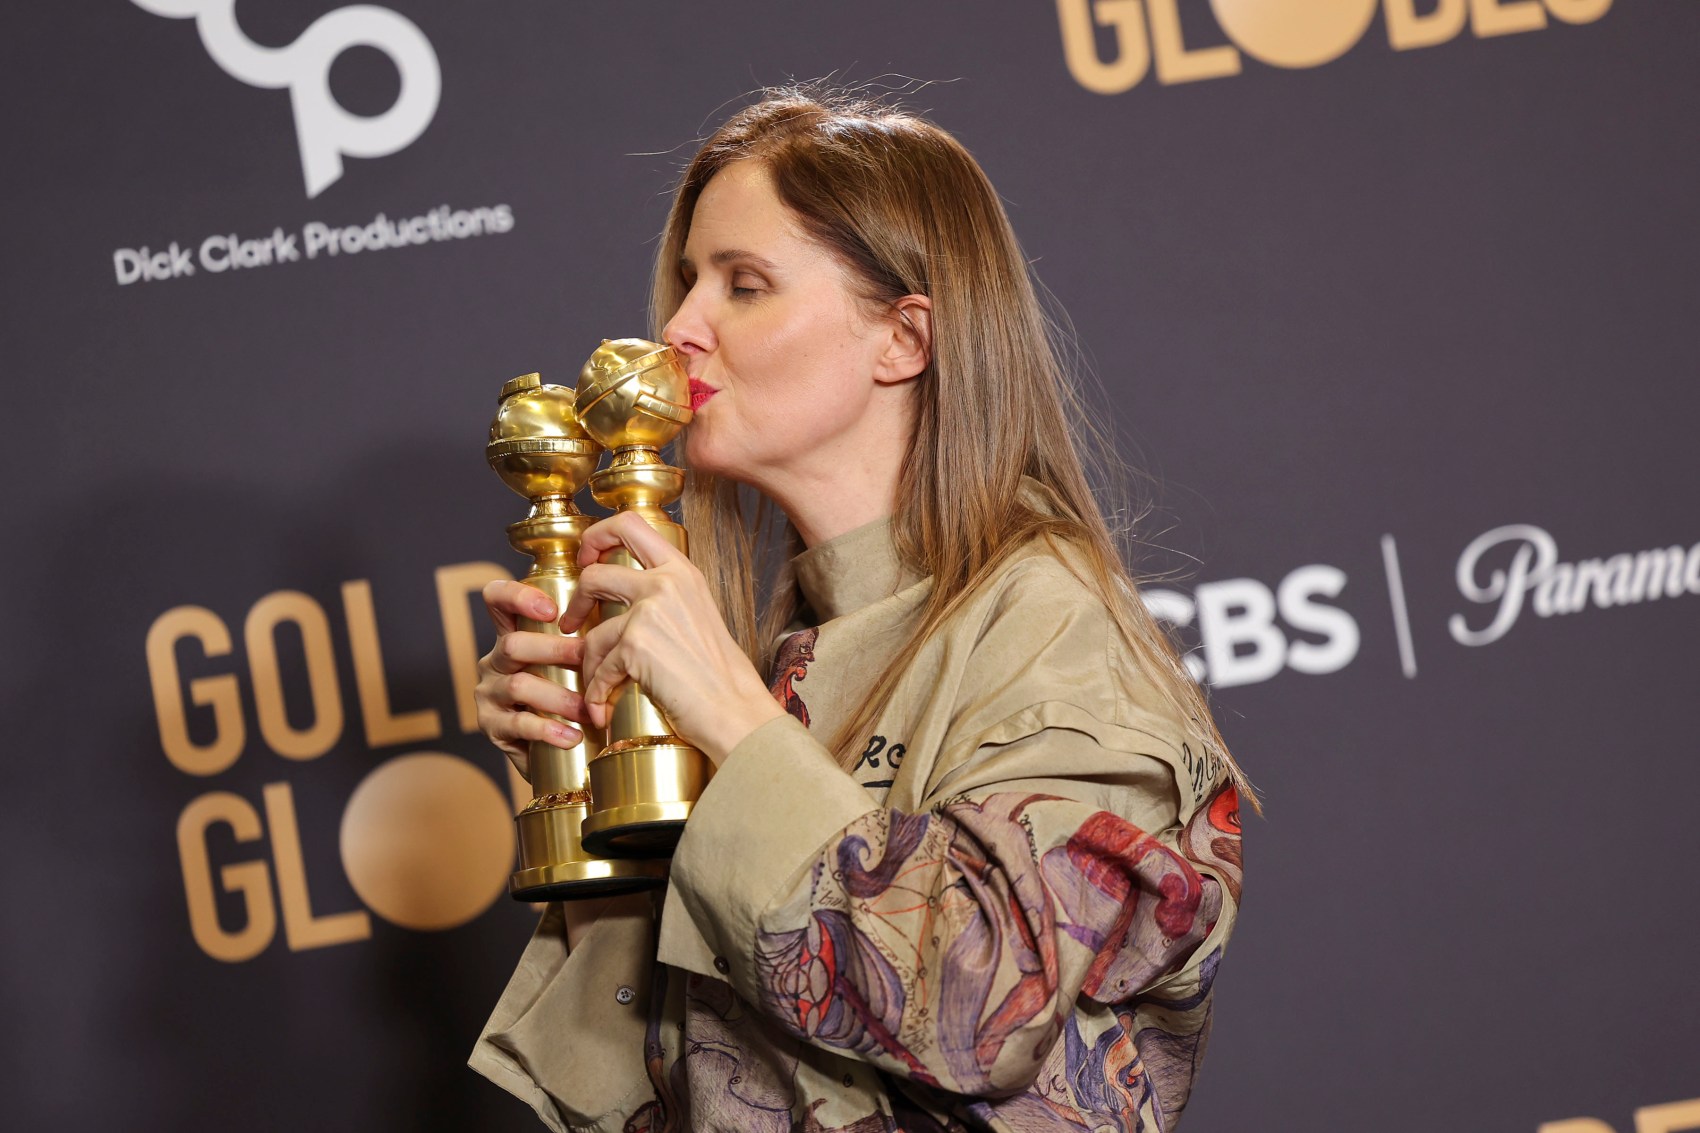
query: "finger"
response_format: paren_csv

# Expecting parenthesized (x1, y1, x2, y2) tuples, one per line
(501, 671, 589, 724)
(479, 691, 582, 753)
(581, 640, 634, 732)
(484, 579, 558, 628)
(558, 561, 651, 633)
(575, 612, 626, 693)
(577, 510, 687, 571)
(504, 704, 584, 751)
(486, 630, 585, 676)
(575, 614, 629, 727)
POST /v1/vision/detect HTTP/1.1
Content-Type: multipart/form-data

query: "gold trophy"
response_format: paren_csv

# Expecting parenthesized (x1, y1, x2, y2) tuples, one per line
(574, 339, 714, 857)
(487, 372, 668, 899)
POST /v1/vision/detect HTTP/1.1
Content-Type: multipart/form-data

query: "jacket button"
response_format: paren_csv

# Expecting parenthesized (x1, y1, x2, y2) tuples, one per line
(713, 956, 730, 974)
(614, 985, 635, 1005)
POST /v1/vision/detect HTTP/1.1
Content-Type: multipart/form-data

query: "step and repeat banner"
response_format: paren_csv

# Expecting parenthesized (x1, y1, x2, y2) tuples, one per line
(3, 1, 1695, 1130)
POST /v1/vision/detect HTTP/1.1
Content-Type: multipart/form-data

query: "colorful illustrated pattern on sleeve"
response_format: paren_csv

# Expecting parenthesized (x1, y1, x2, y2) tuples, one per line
(743, 782, 1239, 1129)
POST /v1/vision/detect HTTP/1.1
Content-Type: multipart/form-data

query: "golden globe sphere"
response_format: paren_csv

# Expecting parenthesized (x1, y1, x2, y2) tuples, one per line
(486, 372, 601, 501)
(574, 339, 693, 451)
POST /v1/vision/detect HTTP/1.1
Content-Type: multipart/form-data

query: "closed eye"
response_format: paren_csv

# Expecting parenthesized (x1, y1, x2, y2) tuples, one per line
(730, 272, 766, 298)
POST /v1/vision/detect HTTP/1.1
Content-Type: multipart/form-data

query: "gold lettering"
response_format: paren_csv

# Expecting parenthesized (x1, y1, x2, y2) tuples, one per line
(1056, 0, 1151, 94)
(1470, 0, 1547, 37)
(245, 590, 343, 760)
(1211, 0, 1379, 68)
(147, 606, 245, 776)
(1147, 0, 1240, 84)
(342, 579, 442, 748)
(435, 561, 511, 733)
(1539, 1123, 1617, 1133)
(1543, 0, 1611, 24)
(177, 791, 275, 962)
(261, 782, 371, 951)
(1637, 1100, 1700, 1133)
(1386, 0, 1469, 49)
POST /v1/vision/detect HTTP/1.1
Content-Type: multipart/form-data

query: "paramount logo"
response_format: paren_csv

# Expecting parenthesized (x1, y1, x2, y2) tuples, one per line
(1449, 524, 1700, 646)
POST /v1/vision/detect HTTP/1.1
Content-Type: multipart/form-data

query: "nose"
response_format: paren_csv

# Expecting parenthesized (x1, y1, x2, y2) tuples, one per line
(662, 283, 714, 364)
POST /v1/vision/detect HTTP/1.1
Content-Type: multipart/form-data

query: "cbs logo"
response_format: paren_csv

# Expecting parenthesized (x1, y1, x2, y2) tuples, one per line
(1057, 0, 1614, 93)
(132, 0, 440, 197)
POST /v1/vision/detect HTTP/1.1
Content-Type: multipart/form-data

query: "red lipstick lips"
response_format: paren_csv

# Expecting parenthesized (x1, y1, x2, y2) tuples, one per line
(688, 379, 717, 412)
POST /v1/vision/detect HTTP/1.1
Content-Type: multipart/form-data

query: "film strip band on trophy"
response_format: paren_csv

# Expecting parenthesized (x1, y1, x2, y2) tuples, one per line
(485, 339, 715, 901)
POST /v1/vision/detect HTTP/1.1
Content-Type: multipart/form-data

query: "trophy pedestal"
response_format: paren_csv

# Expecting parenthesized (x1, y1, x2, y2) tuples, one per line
(581, 741, 713, 857)
(573, 339, 715, 861)
(511, 796, 667, 900)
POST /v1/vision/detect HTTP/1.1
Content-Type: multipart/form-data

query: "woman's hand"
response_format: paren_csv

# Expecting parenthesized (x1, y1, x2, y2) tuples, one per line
(474, 580, 590, 780)
(561, 510, 785, 765)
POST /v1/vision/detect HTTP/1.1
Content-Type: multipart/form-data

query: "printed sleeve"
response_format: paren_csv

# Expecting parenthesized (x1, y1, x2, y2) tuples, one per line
(666, 715, 1240, 1097)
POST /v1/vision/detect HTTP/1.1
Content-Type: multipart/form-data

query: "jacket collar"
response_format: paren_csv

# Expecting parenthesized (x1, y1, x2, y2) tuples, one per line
(791, 516, 926, 623)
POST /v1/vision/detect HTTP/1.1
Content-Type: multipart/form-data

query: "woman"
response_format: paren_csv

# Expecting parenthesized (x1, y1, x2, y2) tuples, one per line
(469, 87, 1251, 1133)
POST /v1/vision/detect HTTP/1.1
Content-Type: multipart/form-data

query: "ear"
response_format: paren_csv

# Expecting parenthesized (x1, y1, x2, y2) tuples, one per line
(871, 294, 933, 386)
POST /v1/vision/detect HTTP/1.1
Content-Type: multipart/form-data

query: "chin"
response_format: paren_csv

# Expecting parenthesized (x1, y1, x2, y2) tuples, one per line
(681, 439, 775, 496)
(679, 431, 735, 480)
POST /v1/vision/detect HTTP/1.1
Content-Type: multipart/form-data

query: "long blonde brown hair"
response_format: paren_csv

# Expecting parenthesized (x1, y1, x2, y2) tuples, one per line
(650, 86, 1257, 810)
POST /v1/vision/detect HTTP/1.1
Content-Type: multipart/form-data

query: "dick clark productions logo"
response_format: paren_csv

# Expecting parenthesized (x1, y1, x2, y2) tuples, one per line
(132, 0, 440, 197)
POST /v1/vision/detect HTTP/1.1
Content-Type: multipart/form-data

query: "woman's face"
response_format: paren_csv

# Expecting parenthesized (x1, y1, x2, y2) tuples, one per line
(663, 160, 907, 495)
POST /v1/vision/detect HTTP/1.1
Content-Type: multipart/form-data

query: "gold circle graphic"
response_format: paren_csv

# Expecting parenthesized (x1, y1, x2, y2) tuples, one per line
(339, 752, 513, 931)
(1208, 0, 1380, 69)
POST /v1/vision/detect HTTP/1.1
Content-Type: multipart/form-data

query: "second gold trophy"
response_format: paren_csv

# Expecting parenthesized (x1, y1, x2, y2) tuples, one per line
(574, 339, 714, 857)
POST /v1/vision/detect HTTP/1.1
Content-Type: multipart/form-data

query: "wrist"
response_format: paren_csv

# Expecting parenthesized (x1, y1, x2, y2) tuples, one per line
(699, 689, 786, 767)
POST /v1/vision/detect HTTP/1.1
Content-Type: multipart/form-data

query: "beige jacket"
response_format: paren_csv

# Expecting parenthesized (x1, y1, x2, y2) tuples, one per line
(469, 517, 1243, 1132)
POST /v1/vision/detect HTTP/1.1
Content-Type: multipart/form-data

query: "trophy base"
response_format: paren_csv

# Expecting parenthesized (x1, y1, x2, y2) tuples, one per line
(510, 798, 668, 901)
(581, 741, 712, 858)
(509, 858, 667, 902)
(580, 801, 694, 857)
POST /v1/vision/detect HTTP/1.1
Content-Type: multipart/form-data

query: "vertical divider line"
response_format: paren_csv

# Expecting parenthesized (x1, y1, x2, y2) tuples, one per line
(1381, 534, 1418, 679)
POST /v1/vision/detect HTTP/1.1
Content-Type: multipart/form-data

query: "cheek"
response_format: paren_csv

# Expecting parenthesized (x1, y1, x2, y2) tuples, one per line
(755, 353, 872, 446)
(697, 285, 884, 471)
(731, 316, 871, 422)
(688, 365, 868, 478)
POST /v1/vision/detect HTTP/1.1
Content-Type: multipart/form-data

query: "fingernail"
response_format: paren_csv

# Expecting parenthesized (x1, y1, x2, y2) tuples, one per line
(533, 598, 555, 619)
(550, 724, 580, 746)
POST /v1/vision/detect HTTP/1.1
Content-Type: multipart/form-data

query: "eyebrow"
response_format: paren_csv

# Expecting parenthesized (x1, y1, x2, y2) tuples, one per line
(679, 248, 780, 272)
